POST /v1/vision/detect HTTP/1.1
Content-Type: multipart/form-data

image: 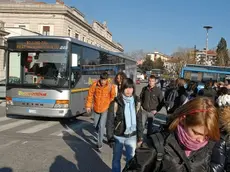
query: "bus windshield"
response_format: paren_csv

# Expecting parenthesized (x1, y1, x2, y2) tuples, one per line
(7, 39, 69, 88)
(7, 50, 69, 87)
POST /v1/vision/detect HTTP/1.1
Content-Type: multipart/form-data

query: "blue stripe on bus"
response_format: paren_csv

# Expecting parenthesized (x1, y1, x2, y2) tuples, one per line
(182, 68, 230, 74)
(12, 97, 56, 104)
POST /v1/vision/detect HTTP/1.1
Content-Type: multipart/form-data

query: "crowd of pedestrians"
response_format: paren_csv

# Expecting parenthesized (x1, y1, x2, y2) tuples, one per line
(85, 71, 230, 172)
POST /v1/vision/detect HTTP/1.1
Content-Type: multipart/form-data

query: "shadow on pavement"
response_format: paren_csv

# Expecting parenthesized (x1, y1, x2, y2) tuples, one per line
(6, 114, 66, 122)
(62, 131, 111, 172)
(60, 118, 99, 151)
(49, 155, 78, 172)
(0, 167, 13, 172)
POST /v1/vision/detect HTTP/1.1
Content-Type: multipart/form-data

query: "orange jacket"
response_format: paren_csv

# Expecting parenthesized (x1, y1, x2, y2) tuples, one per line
(85, 80, 116, 113)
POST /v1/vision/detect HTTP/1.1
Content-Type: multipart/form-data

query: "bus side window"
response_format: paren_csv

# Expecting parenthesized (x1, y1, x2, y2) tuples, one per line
(71, 70, 81, 88)
(71, 44, 82, 88)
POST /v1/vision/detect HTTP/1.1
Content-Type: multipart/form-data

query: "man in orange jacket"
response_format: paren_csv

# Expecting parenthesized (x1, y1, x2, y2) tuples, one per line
(86, 72, 116, 149)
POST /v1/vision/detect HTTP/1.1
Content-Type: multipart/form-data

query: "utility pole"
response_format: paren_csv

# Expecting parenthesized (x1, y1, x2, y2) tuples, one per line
(203, 26, 213, 65)
(194, 45, 196, 64)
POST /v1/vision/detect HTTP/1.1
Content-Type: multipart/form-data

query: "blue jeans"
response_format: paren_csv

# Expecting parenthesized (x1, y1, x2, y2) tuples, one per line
(112, 135, 136, 172)
(94, 110, 107, 147)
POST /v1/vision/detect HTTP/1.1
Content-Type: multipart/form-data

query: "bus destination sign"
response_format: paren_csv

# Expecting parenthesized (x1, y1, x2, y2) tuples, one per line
(15, 41, 67, 50)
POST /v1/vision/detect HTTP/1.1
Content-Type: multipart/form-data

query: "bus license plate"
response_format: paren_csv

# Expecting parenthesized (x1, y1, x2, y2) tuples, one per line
(28, 109, 36, 114)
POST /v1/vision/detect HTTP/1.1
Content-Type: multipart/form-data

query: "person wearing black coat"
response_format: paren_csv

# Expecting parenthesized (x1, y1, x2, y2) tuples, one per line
(124, 97, 220, 172)
(106, 78, 143, 172)
(210, 93, 230, 172)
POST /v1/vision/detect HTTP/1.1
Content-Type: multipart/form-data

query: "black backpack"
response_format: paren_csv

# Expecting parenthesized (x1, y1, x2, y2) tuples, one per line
(122, 132, 167, 172)
(165, 89, 178, 111)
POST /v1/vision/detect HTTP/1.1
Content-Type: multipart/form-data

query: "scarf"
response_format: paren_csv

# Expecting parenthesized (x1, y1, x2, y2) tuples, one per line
(177, 124, 208, 156)
(122, 94, 136, 135)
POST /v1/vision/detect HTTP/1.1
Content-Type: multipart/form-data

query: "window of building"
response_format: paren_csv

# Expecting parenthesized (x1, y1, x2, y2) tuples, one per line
(82, 37, 85, 42)
(42, 26, 50, 36)
(68, 29, 71, 36)
(75, 33, 79, 39)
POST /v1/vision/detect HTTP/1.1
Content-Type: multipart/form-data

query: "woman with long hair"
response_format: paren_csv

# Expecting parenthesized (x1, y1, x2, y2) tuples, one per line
(114, 72, 127, 96)
(125, 97, 220, 172)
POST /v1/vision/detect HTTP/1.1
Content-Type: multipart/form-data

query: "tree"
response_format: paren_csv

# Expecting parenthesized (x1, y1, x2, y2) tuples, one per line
(153, 58, 164, 70)
(140, 55, 154, 71)
(171, 47, 196, 75)
(216, 37, 229, 66)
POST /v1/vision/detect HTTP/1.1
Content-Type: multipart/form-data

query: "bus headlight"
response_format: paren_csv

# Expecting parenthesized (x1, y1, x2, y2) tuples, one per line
(54, 100, 69, 108)
(6, 97, 13, 105)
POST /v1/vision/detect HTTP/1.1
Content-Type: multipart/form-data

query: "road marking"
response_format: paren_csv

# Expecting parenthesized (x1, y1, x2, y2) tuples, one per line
(0, 140, 20, 149)
(50, 121, 88, 136)
(0, 116, 10, 122)
(17, 121, 59, 134)
(0, 120, 33, 132)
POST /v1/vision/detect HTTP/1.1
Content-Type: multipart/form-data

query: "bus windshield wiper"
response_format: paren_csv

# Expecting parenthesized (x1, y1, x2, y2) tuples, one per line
(37, 83, 63, 93)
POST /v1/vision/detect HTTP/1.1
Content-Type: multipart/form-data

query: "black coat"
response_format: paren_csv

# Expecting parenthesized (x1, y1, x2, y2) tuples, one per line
(210, 132, 230, 172)
(140, 86, 163, 112)
(168, 86, 188, 114)
(106, 94, 143, 142)
(158, 132, 214, 172)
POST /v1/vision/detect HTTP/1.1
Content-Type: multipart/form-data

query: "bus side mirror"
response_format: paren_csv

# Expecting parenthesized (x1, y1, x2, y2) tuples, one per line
(71, 54, 78, 67)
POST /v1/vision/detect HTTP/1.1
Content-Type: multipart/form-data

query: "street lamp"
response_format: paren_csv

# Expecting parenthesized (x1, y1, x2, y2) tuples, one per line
(203, 26, 213, 64)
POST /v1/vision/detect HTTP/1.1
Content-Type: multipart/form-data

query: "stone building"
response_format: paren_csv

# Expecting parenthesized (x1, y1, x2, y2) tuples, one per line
(0, 21, 9, 80)
(0, 0, 124, 52)
(0, 0, 124, 80)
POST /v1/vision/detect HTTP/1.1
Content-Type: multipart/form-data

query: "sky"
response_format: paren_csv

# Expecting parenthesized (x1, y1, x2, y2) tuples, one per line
(41, 0, 230, 55)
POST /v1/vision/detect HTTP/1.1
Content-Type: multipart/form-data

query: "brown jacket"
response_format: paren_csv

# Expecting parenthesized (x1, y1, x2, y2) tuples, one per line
(85, 80, 116, 113)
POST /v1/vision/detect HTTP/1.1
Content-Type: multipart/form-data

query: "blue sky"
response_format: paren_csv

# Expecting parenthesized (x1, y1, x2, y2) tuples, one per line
(42, 0, 230, 55)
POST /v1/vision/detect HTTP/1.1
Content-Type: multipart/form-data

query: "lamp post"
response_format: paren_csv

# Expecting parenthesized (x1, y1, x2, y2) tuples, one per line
(203, 26, 212, 65)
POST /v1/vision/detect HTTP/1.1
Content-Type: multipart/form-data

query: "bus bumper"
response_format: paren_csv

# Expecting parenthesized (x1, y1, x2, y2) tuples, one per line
(6, 106, 72, 118)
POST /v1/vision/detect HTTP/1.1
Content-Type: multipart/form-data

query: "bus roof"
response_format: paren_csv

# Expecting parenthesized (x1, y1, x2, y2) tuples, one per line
(184, 64, 230, 70)
(7, 36, 135, 62)
(182, 66, 230, 74)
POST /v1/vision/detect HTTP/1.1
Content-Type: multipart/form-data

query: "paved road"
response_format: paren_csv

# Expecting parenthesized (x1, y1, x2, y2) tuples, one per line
(0, 84, 145, 172)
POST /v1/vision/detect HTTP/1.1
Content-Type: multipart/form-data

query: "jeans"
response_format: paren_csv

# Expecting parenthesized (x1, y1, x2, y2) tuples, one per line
(93, 110, 107, 147)
(142, 109, 155, 136)
(112, 135, 136, 172)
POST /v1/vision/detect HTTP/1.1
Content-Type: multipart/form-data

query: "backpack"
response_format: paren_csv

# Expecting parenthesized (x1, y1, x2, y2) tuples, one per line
(165, 89, 178, 111)
(122, 132, 167, 172)
(123, 131, 206, 172)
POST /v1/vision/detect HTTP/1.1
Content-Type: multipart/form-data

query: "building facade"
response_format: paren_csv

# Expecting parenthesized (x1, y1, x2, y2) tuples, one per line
(195, 50, 216, 66)
(0, 27, 40, 80)
(0, 21, 9, 80)
(146, 51, 169, 62)
(0, 0, 124, 52)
